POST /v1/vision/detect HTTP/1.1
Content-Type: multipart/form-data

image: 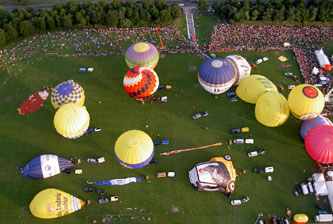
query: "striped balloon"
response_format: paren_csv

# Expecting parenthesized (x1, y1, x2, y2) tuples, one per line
(51, 80, 85, 109)
(300, 115, 333, 140)
(125, 42, 159, 69)
(123, 66, 159, 100)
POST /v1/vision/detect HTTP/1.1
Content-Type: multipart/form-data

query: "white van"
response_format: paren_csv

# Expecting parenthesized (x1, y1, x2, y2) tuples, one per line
(245, 139, 254, 144)
(231, 200, 242, 205)
(301, 183, 309, 195)
(315, 214, 333, 222)
(233, 139, 244, 144)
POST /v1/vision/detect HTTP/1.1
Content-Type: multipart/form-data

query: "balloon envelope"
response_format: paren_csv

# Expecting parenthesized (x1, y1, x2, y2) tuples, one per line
(18, 90, 49, 115)
(300, 115, 333, 140)
(198, 58, 237, 94)
(51, 80, 85, 109)
(325, 64, 331, 71)
(54, 103, 90, 139)
(305, 125, 333, 164)
(226, 55, 251, 85)
(30, 188, 85, 219)
(123, 66, 159, 100)
(125, 42, 159, 69)
(255, 91, 290, 127)
(114, 130, 154, 169)
(288, 84, 325, 120)
(21, 154, 74, 179)
(236, 75, 277, 104)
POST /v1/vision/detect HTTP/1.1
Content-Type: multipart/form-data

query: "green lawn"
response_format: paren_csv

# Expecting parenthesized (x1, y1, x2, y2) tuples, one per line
(0, 49, 331, 224)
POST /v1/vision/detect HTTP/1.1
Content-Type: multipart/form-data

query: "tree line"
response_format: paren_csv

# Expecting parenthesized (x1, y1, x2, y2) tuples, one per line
(209, 0, 333, 24)
(0, 0, 182, 46)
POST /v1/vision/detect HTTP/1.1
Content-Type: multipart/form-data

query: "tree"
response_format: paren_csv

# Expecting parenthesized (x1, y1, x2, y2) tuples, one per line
(0, 6, 9, 27)
(170, 4, 181, 20)
(106, 10, 118, 27)
(282, 0, 293, 9)
(198, 0, 209, 12)
(212, 2, 223, 15)
(4, 23, 19, 42)
(0, 28, 6, 47)
(309, 7, 318, 21)
(262, 7, 273, 21)
(63, 14, 73, 28)
(119, 18, 131, 27)
(251, 9, 260, 21)
(45, 15, 56, 30)
(19, 20, 35, 37)
(33, 16, 46, 32)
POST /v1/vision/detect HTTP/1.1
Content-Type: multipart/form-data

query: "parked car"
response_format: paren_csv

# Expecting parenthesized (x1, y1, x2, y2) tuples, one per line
(283, 217, 290, 224)
(110, 196, 119, 202)
(84, 187, 95, 193)
(295, 183, 302, 193)
(272, 216, 278, 224)
(96, 189, 106, 196)
(241, 196, 250, 203)
(230, 96, 238, 102)
(192, 113, 202, 120)
(226, 92, 236, 97)
(316, 204, 324, 210)
(263, 56, 269, 61)
(233, 139, 244, 144)
(258, 149, 266, 155)
(253, 168, 264, 173)
(201, 111, 209, 117)
(149, 158, 159, 164)
(256, 59, 263, 64)
(98, 198, 109, 204)
(153, 141, 160, 146)
(265, 166, 274, 173)
(230, 200, 242, 205)
(87, 158, 97, 163)
(229, 128, 241, 134)
(248, 151, 258, 157)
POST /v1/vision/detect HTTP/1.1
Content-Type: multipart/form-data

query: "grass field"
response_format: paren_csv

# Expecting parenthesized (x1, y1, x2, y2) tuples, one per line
(0, 45, 332, 224)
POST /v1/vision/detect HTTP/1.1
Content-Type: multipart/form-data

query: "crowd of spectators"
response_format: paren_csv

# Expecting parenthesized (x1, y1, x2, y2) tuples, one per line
(207, 23, 333, 115)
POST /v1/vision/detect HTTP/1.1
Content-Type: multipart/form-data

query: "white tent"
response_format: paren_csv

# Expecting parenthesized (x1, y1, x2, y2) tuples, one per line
(313, 173, 326, 183)
(314, 182, 329, 196)
(315, 49, 330, 68)
(326, 181, 333, 212)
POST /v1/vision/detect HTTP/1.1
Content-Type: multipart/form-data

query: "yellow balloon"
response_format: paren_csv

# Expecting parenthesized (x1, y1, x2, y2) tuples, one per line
(115, 130, 154, 169)
(288, 84, 325, 120)
(54, 103, 90, 139)
(29, 188, 85, 219)
(236, 75, 277, 104)
(255, 91, 290, 127)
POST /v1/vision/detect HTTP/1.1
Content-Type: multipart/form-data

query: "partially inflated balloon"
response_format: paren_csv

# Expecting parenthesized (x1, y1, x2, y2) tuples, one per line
(54, 103, 90, 139)
(226, 55, 251, 85)
(236, 75, 277, 104)
(255, 91, 290, 127)
(30, 188, 85, 219)
(300, 115, 333, 140)
(288, 84, 325, 120)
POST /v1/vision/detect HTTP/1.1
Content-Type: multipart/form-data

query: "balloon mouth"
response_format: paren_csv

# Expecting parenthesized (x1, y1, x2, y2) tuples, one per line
(127, 137, 138, 147)
(303, 86, 318, 98)
(211, 60, 223, 68)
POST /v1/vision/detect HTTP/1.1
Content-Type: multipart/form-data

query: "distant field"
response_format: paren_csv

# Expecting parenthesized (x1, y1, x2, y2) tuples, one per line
(0, 47, 331, 224)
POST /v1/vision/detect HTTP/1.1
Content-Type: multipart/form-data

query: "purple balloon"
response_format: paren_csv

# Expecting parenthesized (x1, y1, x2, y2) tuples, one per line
(300, 115, 333, 140)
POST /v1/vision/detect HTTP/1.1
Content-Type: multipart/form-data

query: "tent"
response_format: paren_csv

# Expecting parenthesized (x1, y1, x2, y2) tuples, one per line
(315, 49, 331, 71)
(314, 182, 329, 196)
(325, 181, 333, 212)
(313, 173, 326, 182)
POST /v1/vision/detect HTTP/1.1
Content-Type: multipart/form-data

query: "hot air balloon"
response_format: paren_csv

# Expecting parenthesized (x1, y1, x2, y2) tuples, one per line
(50, 80, 85, 109)
(198, 58, 237, 95)
(226, 55, 251, 85)
(123, 66, 159, 100)
(30, 188, 86, 219)
(188, 155, 237, 195)
(300, 115, 333, 140)
(255, 91, 290, 127)
(288, 84, 325, 120)
(21, 154, 77, 179)
(114, 130, 154, 169)
(125, 42, 159, 69)
(236, 75, 277, 104)
(18, 90, 49, 115)
(305, 125, 333, 164)
(54, 103, 90, 139)
(293, 214, 309, 224)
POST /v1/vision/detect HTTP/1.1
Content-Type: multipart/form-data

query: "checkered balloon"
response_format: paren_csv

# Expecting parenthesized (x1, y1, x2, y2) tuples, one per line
(51, 80, 85, 109)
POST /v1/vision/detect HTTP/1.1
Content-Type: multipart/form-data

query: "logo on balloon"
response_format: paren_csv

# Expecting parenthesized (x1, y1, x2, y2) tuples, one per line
(303, 86, 318, 98)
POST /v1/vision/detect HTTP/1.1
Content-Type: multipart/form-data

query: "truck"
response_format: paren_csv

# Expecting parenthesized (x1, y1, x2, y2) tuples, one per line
(315, 214, 333, 222)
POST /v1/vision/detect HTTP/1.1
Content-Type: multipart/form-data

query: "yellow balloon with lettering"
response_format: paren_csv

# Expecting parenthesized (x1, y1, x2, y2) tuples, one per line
(29, 188, 85, 219)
